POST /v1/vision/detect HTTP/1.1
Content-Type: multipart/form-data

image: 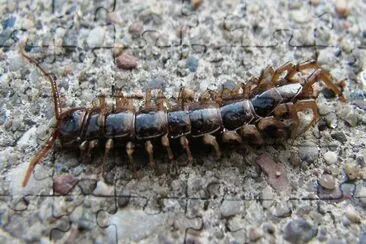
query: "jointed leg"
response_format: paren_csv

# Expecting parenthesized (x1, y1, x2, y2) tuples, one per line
(222, 131, 242, 144)
(239, 124, 264, 146)
(102, 139, 113, 176)
(289, 100, 320, 139)
(22, 130, 58, 187)
(301, 69, 343, 99)
(275, 100, 320, 140)
(145, 140, 155, 168)
(126, 142, 136, 173)
(286, 60, 320, 81)
(202, 134, 221, 159)
(161, 134, 174, 160)
(180, 136, 193, 163)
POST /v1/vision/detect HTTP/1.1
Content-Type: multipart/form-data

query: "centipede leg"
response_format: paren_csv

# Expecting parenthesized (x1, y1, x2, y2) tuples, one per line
(79, 140, 88, 161)
(180, 136, 193, 164)
(161, 134, 174, 160)
(22, 130, 58, 187)
(286, 60, 320, 81)
(289, 100, 320, 140)
(302, 69, 343, 98)
(239, 124, 264, 147)
(257, 117, 288, 143)
(87, 140, 99, 160)
(222, 131, 242, 144)
(126, 142, 136, 174)
(203, 134, 222, 159)
(145, 140, 156, 168)
(102, 139, 113, 177)
(271, 62, 294, 84)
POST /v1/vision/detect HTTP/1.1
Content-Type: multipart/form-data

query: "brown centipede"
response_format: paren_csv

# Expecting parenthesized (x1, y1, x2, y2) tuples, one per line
(20, 46, 344, 187)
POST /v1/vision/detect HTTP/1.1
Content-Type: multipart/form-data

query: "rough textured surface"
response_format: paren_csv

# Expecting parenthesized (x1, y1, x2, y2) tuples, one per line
(0, 0, 366, 243)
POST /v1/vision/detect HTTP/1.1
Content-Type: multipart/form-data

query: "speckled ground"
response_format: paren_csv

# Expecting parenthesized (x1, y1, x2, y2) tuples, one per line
(0, 0, 365, 243)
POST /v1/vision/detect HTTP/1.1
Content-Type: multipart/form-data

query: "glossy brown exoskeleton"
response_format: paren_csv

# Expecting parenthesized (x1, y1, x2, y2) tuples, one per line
(21, 47, 344, 187)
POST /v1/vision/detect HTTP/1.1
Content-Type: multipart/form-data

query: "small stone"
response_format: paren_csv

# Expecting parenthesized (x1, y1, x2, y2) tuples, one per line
(324, 151, 337, 165)
(78, 179, 97, 195)
(272, 201, 292, 218)
(93, 181, 114, 196)
(256, 154, 290, 194)
(335, 0, 349, 17)
(319, 174, 336, 190)
(116, 52, 138, 69)
(53, 175, 78, 195)
(299, 143, 319, 163)
(186, 56, 199, 72)
(291, 9, 311, 24)
(87, 27, 105, 48)
(344, 163, 359, 180)
(359, 233, 366, 244)
(340, 183, 355, 199)
(248, 227, 263, 241)
(344, 205, 361, 223)
(283, 218, 317, 244)
(331, 131, 347, 143)
(118, 193, 130, 208)
(220, 200, 243, 217)
(191, 0, 202, 9)
(309, 0, 320, 6)
(356, 187, 366, 207)
(128, 21, 143, 35)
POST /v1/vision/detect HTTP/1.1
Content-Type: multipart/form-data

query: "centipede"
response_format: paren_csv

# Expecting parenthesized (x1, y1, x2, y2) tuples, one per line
(20, 46, 345, 187)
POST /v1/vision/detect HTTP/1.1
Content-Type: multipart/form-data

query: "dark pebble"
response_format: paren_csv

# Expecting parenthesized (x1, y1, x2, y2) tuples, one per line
(359, 232, 366, 244)
(53, 175, 78, 195)
(340, 183, 355, 199)
(78, 179, 97, 195)
(283, 218, 317, 244)
(186, 56, 199, 72)
(321, 88, 336, 98)
(116, 52, 138, 69)
(117, 191, 130, 208)
(331, 131, 347, 143)
(2, 17, 16, 29)
(317, 119, 328, 131)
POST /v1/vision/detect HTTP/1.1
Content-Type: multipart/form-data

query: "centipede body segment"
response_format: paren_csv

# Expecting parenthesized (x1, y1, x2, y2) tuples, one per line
(20, 47, 344, 187)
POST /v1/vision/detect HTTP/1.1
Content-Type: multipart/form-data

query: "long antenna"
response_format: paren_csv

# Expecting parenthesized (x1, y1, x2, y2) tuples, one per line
(20, 42, 61, 120)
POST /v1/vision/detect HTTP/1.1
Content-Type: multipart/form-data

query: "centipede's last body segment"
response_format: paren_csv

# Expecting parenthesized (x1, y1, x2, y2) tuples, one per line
(20, 47, 344, 187)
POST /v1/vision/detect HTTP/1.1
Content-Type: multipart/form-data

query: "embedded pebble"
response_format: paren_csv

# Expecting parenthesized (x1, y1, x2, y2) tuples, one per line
(323, 151, 338, 165)
(272, 201, 291, 218)
(53, 175, 78, 195)
(344, 205, 361, 223)
(93, 181, 114, 196)
(335, 0, 349, 17)
(186, 56, 199, 72)
(344, 163, 359, 180)
(87, 27, 105, 48)
(356, 187, 366, 207)
(220, 200, 243, 217)
(117, 52, 138, 69)
(191, 0, 203, 9)
(78, 179, 97, 195)
(299, 143, 319, 163)
(319, 174, 336, 190)
(331, 131, 347, 143)
(283, 218, 317, 243)
(291, 9, 311, 24)
(248, 227, 263, 241)
(128, 21, 143, 35)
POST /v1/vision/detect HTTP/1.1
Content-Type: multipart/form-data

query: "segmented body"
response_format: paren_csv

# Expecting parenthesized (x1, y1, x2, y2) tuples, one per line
(20, 47, 344, 187)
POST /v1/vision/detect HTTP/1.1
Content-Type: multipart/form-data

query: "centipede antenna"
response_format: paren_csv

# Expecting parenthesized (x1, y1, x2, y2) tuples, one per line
(20, 42, 61, 120)
(22, 130, 58, 187)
